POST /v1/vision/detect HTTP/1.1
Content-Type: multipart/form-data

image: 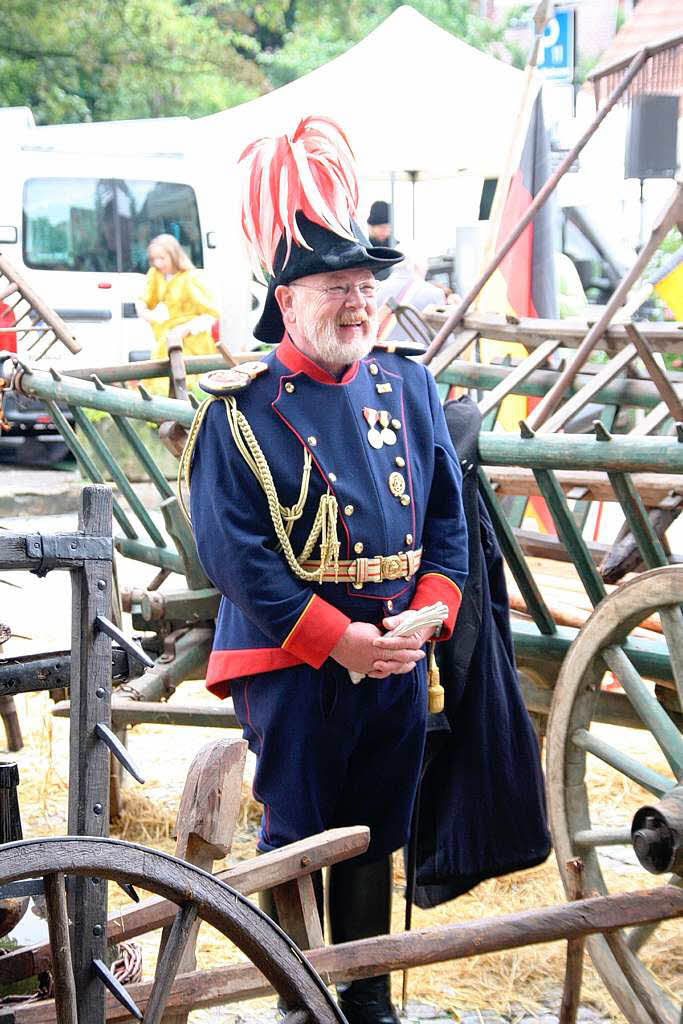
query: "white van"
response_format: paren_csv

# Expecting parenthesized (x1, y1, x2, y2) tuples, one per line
(0, 107, 250, 369)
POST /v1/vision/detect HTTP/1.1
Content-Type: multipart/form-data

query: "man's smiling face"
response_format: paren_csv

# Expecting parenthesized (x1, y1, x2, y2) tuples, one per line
(276, 268, 379, 374)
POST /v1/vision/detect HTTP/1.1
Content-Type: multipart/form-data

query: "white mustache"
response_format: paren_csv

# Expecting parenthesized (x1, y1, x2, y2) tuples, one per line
(337, 312, 369, 326)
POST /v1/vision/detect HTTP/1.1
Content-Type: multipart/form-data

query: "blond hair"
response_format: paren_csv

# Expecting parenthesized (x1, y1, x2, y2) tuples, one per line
(148, 234, 194, 273)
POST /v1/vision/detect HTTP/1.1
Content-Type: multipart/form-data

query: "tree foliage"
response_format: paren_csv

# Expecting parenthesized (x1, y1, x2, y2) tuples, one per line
(260, 0, 527, 88)
(0, 0, 525, 124)
(0, 0, 265, 123)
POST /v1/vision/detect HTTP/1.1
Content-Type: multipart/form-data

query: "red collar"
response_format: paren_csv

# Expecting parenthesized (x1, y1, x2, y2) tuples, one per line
(276, 335, 359, 385)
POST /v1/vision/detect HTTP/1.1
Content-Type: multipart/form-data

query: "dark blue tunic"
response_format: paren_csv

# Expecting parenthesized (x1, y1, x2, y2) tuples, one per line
(188, 337, 469, 858)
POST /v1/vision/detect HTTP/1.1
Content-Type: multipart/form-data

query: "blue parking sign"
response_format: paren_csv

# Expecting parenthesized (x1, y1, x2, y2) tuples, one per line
(539, 8, 575, 82)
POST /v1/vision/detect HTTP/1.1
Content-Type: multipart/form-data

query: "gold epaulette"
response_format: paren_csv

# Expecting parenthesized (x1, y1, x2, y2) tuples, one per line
(198, 360, 269, 395)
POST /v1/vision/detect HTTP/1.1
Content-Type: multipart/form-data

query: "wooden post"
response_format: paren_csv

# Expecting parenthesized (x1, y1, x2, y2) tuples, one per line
(67, 485, 113, 1024)
(159, 737, 247, 1024)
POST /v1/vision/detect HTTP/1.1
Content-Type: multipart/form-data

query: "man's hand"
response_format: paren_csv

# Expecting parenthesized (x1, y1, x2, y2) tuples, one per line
(330, 620, 426, 679)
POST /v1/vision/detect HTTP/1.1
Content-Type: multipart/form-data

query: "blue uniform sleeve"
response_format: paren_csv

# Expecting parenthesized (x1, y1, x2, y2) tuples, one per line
(408, 367, 469, 639)
(189, 399, 350, 667)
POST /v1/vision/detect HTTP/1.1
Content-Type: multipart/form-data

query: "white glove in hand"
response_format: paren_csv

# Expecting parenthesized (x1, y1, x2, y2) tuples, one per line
(349, 601, 449, 684)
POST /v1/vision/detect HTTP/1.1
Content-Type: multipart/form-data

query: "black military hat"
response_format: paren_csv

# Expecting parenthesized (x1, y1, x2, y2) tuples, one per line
(254, 213, 402, 343)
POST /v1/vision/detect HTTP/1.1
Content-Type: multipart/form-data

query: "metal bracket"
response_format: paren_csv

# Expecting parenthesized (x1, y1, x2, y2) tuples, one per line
(94, 616, 154, 669)
(92, 958, 143, 1020)
(25, 533, 112, 576)
(95, 722, 145, 784)
(117, 881, 140, 903)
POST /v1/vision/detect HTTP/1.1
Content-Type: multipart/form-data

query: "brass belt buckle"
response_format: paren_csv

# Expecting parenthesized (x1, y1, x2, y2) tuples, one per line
(381, 554, 403, 581)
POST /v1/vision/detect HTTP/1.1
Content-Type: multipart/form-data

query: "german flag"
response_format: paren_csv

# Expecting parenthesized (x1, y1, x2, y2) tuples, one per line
(495, 91, 557, 319)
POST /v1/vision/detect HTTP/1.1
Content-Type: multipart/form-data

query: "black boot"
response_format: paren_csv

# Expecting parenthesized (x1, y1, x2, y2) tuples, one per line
(329, 856, 400, 1024)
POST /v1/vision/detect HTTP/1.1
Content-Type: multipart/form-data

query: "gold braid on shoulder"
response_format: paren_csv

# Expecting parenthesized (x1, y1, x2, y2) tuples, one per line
(178, 397, 341, 584)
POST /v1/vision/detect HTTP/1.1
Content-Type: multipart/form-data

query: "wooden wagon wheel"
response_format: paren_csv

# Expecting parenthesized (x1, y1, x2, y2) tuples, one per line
(546, 565, 683, 1024)
(0, 836, 346, 1024)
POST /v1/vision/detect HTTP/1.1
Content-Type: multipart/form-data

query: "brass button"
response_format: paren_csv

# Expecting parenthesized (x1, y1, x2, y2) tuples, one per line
(354, 541, 364, 554)
(307, 436, 317, 446)
(405, 533, 413, 545)
(391, 418, 401, 430)
(369, 364, 378, 375)
(285, 382, 295, 394)
(329, 472, 337, 483)
(386, 600, 394, 611)
(388, 471, 406, 497)
(400, 495, 411, 506)
(344, 504, 354, 516)
(395, 456, 405, 468)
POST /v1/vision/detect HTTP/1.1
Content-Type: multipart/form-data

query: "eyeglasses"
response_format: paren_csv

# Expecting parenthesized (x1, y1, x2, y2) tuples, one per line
(290, 281, 378, 301)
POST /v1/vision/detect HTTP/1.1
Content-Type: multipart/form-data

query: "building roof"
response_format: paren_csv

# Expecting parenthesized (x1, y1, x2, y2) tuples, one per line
(592, 0, 683, 85)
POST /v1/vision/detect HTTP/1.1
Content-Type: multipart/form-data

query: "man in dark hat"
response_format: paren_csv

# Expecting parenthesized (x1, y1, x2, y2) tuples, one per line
(183, 117, 468, 1024)
(367, 199, 396, 248)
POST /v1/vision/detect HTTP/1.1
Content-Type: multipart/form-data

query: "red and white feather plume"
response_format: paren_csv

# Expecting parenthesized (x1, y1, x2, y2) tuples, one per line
(239, 116, 359, 277)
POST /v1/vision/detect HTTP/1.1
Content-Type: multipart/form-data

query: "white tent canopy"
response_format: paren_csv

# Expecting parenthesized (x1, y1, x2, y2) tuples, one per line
(201, 5, 525, 178)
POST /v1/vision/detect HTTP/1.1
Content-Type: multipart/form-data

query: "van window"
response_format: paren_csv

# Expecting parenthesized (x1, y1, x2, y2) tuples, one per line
(23, 178, 203, 273)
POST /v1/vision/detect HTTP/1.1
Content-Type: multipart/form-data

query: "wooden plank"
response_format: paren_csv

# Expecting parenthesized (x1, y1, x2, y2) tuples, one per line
(630, 402, 673, 437)
(485, 467, 683, 506)
(51, 700, 241, 730)
(67, 486, 113, 1024)
(0, 828, 370, 985)
(429, 329, 479, 381)
(626, 322, 683, 423)
(10, 885, 683, 1023)
(539, 343, 638, 434)
(273, 875, 325, 951)
(423, 311, 683, 353)
(478, 338, 561, 419)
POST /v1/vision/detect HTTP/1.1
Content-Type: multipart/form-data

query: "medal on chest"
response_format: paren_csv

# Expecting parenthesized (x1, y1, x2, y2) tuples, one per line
(363, 407, 383, 449)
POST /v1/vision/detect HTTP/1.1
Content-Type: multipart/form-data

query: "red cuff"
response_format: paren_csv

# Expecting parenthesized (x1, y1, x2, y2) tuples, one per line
(409, 573, 462, 640)
(282, 594, 351, 668)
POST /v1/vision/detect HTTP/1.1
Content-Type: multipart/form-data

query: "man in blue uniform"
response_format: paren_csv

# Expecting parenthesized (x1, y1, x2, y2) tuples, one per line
(184, 117, 468, 1024)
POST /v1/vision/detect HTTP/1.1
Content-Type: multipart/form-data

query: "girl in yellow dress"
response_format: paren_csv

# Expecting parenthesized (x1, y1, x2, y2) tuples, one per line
(135, 234, 219, 394)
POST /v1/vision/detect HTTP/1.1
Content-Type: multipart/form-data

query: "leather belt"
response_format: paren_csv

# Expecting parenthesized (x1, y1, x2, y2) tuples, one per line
(301, 548, 422, 588)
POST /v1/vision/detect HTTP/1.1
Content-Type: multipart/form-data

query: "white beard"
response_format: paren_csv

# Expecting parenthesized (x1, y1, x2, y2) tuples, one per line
(303, 311, 376, 371)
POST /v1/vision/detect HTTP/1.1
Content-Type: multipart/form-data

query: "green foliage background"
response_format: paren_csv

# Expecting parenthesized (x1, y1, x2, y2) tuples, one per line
(0, 0, 526, 124)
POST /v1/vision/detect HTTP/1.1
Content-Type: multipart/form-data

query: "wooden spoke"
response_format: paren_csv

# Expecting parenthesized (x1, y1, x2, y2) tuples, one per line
(602, 646, 683, 779)
(43, 873, 77, 1024)
(570, 728, 673, 797)
(144, 903, 198, 1024)
(573, 827, 632, 848)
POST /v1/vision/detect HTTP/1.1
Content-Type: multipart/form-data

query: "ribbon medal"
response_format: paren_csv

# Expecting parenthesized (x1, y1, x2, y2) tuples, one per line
(378, 410, 397, 446)
(363, 407, 383, 450)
